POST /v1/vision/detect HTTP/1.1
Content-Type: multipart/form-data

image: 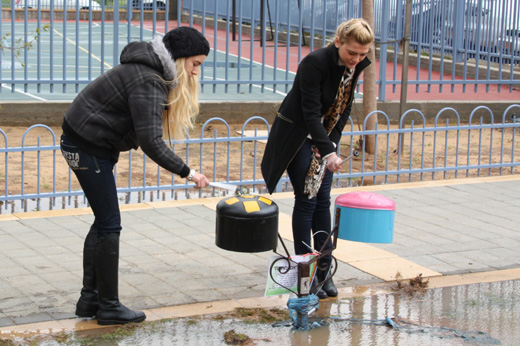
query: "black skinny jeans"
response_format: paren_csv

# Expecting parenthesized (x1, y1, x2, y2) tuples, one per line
(60, 134, 122, 235)
(287, 138, 334, 268)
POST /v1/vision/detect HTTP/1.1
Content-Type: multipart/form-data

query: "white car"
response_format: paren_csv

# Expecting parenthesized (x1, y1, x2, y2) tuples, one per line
(15, 0, 102, 10)
(132, 0, 166, 11)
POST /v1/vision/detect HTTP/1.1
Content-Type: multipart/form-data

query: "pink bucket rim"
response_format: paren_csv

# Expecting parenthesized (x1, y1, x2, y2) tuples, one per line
(335, 191, 396, 211)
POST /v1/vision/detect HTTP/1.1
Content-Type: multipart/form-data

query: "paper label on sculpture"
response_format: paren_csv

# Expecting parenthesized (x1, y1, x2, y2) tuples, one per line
(264, 254, 316, 296)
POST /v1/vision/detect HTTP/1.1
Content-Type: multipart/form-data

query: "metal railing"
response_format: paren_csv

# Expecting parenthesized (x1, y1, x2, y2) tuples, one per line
(7, 1, 165, 11)
(1, 0, 519, 101)
(1, 105, 519, 214)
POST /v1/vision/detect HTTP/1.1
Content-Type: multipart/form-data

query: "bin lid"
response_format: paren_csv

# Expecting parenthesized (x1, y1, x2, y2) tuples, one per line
(217, 194, 278, 217)
(335, 191, 395, 211)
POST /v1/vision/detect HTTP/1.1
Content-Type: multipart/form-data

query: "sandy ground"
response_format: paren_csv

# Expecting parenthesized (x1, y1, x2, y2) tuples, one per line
(0, 122, 266, 196)
(1, 120, 519, 198)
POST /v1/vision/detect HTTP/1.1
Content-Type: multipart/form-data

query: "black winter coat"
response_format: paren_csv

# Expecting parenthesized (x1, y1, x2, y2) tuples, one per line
(261, 44, 371, 193)
(62, 35, 191, 178)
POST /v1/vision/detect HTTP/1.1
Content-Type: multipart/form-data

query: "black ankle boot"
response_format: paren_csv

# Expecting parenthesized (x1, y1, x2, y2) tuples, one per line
(318, 267, 338, 297)
(76, 226, 99, 317)
(95, 233, 146, 325)
(311, 275, 328, 299)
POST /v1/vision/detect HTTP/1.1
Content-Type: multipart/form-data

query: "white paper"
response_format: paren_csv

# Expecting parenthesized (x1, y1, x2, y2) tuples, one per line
(264, 254, 317, 296)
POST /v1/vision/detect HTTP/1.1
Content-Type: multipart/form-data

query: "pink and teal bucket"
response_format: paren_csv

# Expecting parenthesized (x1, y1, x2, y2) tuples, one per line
(334, 191, 395, 243)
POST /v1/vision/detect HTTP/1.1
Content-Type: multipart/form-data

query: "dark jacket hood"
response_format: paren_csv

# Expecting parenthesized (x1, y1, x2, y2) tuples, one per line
(62, 34, 191, 177)
(120, 35, 178, 87)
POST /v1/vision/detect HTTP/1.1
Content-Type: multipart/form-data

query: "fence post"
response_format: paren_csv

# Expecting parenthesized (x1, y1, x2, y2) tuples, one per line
(113, 0, 120, 66)
(452, 0, 465, 62)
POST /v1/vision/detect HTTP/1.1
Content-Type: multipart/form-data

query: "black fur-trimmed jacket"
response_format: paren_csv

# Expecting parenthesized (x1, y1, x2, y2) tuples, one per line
(62, 35, 191, 178)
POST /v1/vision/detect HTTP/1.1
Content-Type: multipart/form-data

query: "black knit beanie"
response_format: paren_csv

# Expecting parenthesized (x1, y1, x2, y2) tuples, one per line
(162, 26, 210, 60)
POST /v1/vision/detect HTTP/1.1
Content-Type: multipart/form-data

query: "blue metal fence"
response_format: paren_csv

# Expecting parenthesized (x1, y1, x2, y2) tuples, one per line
(1, 0, 519, 101)
(1, 105, 519, 214)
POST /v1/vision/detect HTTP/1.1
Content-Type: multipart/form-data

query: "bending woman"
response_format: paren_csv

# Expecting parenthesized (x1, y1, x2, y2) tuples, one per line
(61, 27, 210, 325)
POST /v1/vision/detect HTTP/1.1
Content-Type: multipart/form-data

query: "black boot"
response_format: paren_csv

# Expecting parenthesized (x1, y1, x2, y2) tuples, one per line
(95, 233, 146, 325)
(75, 225, 99, 317)
(318, 267, 338, 297)
(311, 275, 328, 299)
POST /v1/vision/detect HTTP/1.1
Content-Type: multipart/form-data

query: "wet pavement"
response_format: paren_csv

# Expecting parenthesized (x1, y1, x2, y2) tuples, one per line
(1, 176, 520, 344)
(5, 279, 520, 345)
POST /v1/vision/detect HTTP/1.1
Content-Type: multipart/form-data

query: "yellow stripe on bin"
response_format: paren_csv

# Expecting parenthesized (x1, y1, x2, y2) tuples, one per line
(243, 201, 260, 213)
(258, 196, 272, 205)
(225, 197, 240, 205)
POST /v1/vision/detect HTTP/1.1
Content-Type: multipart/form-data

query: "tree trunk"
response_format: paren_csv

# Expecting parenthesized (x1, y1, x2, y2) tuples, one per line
(361, 0, 377, 155)
(169, 0, 179, 20)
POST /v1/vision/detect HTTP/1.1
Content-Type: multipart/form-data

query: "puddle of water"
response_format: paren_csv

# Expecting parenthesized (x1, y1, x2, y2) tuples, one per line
(5, 280, 519, 345)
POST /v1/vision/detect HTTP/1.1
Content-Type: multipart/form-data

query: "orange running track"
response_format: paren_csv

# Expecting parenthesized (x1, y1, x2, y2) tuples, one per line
(129, 20, 520, 102)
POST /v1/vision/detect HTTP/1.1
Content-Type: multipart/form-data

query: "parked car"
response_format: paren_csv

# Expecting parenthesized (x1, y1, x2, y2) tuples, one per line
(442, 0, 520, 62)
(497, 28, 520, 63)
(388, 0, 436, 49)
(15, 0, 101, 10)
(307, 0, 360, 33)
(132, 0, 166, 11)
(390, 0, 519, 62)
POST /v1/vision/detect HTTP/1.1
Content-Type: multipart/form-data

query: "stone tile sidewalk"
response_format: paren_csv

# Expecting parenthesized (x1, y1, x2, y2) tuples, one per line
(1, 176, 519, 328)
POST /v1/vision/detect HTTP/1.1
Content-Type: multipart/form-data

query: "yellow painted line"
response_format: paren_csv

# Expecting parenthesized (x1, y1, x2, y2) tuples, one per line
(263, 191, 294, 200)
(426, 268, 520, 288)
(1, 175, 519, 222)
(336, 268, 520, 298)
(119, 203, 153, 212)
(52, 28, 113, 69)
(330, 174, 520, 196)
(11, 208, 92, 220)
(145, 300, 243, 320)
(144, 196, 223, 208)
(0, 215, 19, 221)
(0, 296, 288, 336)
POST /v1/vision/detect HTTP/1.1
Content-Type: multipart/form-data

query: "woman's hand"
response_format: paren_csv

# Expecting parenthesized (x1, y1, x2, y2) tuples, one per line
(312, 146, 321, 159)
(325, 152, 343, 172)
(191, 172, 210, 188)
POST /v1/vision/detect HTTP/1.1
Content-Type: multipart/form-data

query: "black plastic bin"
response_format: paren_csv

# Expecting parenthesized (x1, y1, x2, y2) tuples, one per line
(216, 194, 278, 253)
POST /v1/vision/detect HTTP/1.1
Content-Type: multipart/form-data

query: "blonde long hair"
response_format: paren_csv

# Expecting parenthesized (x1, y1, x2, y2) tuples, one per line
(162, 57, 200, 140)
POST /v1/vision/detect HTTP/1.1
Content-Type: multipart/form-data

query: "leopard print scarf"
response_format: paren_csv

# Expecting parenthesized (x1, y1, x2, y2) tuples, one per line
(304, 67, 355, 199)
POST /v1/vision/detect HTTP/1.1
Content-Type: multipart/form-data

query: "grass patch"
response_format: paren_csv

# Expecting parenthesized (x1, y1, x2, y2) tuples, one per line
(215, 307, 290, 324)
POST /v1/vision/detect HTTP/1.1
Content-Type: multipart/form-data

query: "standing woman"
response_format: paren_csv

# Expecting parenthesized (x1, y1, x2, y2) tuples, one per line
(261, 19, 374, 299)
(60, 27, 210, 325)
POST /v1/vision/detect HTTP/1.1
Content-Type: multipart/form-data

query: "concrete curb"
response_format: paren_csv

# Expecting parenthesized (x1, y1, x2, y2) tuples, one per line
(1, 100, 519, 127)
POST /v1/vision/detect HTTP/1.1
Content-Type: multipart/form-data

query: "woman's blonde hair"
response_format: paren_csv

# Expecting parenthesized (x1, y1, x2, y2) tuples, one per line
(335, 18, 375, 46)
(162, 57, 200, 140)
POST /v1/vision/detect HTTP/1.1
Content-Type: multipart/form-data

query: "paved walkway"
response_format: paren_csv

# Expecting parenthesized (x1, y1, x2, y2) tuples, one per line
(1, 176, 520, 334)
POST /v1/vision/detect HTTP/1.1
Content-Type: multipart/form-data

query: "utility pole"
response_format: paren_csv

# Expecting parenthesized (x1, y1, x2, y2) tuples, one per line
(400, 0, 412, 122)
(169, 0, 179, 21)
(397, 0, 412, 152)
